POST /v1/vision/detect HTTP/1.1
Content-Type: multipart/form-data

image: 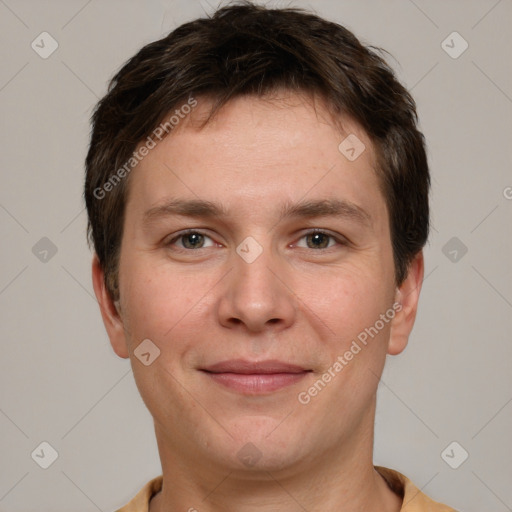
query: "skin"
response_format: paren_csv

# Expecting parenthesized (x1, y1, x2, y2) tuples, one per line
(92, 92, 423, 512)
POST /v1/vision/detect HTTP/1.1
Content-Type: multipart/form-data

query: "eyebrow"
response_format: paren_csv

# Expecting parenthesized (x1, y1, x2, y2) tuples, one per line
(142, 198, 371, 227)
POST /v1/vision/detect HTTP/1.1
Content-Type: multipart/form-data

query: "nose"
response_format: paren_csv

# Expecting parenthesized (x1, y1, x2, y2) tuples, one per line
(216, 242, 297, 333)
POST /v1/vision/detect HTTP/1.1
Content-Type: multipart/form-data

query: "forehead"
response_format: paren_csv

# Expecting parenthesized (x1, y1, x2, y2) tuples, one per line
(125, 92, 385, 224)
(167, 91, 374, 160)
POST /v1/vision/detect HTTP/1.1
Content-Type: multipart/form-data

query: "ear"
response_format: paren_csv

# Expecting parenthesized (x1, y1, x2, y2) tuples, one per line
(387, 251, 424, 356)
(91, 254, 129, 359)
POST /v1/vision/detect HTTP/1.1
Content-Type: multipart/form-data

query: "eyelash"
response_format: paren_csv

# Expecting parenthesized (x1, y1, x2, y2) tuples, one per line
(165, 229, 348, 251)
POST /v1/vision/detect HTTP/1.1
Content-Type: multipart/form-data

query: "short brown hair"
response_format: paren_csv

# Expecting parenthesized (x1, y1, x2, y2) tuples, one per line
(85, 1, 429, 301)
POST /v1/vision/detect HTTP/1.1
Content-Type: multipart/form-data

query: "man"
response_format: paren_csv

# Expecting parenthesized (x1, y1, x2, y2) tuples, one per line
(85, 2, 456, 510)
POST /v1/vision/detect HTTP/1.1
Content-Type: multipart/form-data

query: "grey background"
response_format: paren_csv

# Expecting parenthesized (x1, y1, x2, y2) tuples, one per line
(1, 0, 511, 510)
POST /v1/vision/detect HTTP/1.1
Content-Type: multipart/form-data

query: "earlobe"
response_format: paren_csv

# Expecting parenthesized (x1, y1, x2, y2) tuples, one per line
(91, 254, 129, 359)
(387, 252, 425, 356)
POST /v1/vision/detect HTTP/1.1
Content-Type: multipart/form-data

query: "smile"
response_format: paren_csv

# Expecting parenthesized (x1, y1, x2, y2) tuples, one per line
(200, 359, 311, 394)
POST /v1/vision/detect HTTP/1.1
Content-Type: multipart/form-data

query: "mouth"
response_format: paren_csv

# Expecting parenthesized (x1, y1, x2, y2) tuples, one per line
(200, 359, 312, 394)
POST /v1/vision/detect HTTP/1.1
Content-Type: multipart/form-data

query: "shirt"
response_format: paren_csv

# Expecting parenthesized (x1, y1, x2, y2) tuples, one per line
(115, 466, 457, 511)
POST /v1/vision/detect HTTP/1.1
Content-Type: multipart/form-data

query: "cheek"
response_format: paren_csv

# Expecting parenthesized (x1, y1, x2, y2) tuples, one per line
(119, 256, 220, 354)
(119, 259, 182, 344)
(296, 270, 393, 419)
(297, 264, 394, 406)
(119, 260, 209, 413)
(304, 264, 392, 341)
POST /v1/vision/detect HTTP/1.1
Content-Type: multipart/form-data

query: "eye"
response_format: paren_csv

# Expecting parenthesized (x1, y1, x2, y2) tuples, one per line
(295, 230, 345, 249)
(165, 229, 346, 251)
(166, 230, 216, 250)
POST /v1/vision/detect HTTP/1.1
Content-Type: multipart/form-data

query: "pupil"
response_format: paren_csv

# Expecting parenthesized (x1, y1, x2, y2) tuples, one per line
(184, 233, 203, 248)
(308, 233, 328, 248)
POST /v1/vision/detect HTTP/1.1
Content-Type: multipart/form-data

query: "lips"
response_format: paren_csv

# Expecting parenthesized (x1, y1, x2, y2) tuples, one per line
(200, 359, 311, 394)
(203, 359, 308, 374)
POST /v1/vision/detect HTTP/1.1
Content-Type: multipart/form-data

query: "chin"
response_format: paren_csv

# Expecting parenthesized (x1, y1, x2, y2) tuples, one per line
(207, 416, 309, 473)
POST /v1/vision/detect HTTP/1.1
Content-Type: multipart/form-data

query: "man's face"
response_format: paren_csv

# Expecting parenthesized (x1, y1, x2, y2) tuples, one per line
(97, 93, 419, 472)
